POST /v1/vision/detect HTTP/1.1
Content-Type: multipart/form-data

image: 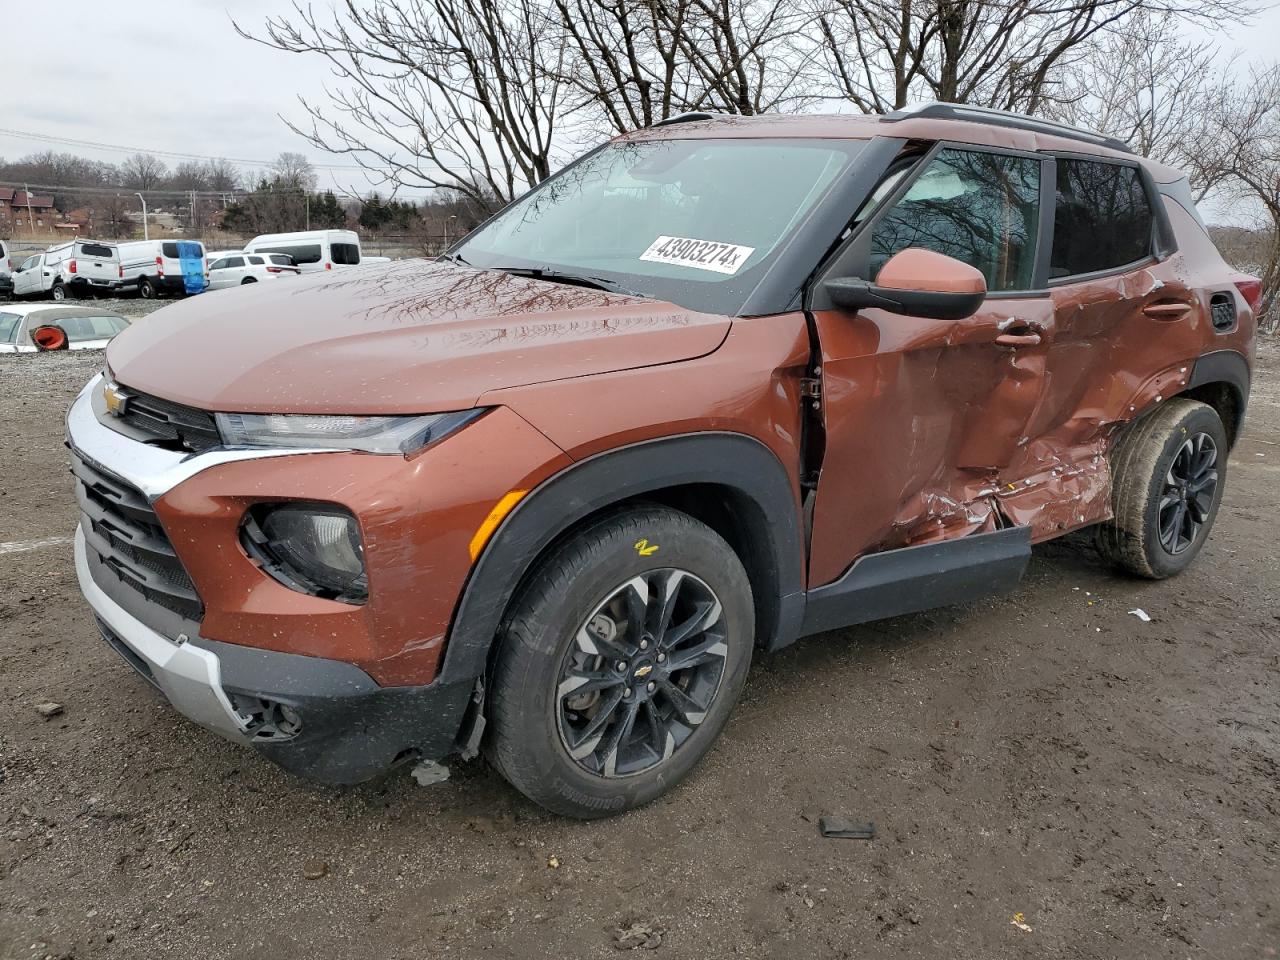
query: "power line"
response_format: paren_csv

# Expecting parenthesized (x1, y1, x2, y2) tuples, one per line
(0, 126, 368, 172)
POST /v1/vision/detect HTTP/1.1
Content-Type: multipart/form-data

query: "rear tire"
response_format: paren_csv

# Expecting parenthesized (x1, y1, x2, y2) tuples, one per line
(50, 282, 66, 302)
(1095, 398, 1228, 579)
(486, 505, 754, 818)
(138, 277, 156, 299)
(241, 277, 257, 285)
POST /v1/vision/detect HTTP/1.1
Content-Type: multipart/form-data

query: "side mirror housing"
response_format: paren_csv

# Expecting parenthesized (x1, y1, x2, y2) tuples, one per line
(825, 248, 987, 321)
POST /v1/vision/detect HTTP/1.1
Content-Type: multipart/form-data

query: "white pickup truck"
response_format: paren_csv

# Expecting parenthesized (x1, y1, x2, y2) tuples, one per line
(11, 240, 123, 300)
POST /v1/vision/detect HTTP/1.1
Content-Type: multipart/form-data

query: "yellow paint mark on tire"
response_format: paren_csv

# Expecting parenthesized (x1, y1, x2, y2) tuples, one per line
(634, 538, 659, 557)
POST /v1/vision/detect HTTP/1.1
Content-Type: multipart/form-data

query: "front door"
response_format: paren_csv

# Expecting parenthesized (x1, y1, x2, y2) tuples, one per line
(14, 256, 41, 297)
(806, 145, 1054, 588)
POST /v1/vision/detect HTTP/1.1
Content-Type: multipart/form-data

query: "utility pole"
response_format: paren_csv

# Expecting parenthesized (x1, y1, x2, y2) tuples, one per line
(135, 192, 149, 240)
(305, 192, 310, 230)
(23, 182, 35, 237)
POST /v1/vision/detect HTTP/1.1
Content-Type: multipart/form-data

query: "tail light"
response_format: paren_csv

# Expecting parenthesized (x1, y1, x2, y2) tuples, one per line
(156, 255, 165, 278)
(118, 264, 124, 278)
(324, 262, 332, 270)
(1234, 276, 1263, 314)
(68, 259, 77, 274)
(266, 266, 284, 273)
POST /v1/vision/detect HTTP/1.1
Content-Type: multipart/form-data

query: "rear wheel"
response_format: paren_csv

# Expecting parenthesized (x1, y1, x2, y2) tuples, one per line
(241, 277, 257, 285)
(138, 277, 156, 299)
(50, 282, 66, 302)
(1095, 398, 1228, 578)
(486, 505, 754, 818)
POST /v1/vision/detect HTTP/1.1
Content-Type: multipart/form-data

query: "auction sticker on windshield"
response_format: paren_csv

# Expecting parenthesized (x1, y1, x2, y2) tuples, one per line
(639, 236, 756, 275)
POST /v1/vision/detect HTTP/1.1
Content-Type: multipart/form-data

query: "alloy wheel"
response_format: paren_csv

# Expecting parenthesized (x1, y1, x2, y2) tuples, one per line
(1158, 432, 1218, 555)
(556, 569, 728, 778)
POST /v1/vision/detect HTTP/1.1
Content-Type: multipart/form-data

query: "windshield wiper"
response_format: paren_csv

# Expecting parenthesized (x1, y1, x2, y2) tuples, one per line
(487, 266, 640, 297)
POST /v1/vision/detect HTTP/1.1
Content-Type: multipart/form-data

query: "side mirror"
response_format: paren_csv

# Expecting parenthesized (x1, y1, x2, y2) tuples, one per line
(824, 248, 987, 321)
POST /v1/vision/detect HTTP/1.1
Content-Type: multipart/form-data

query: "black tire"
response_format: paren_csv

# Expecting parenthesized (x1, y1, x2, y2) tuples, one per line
(241, 276, 257, 285)
(50, 282, 66, 302)
(1095, 398, 1228, 579)
(486, 504, 754, 818)
(138, 277, 156, 299)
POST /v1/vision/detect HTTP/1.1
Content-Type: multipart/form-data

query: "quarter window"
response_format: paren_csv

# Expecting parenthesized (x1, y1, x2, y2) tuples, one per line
(331, 242, 360, 265)
(1050, 159, 1154, 278)
(871, 148, 1041, 292)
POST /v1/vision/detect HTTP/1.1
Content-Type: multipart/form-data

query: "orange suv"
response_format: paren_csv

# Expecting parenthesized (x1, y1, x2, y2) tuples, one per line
(69, 104, 1259, 817)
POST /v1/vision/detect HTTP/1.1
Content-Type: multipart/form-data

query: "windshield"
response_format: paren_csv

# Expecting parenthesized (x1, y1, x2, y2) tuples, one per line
(454, 137, 866, 314)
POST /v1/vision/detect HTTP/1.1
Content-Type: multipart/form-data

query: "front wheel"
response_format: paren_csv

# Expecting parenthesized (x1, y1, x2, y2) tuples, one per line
(1095, 398, 1228, 579)
(486, 505, 754, 818)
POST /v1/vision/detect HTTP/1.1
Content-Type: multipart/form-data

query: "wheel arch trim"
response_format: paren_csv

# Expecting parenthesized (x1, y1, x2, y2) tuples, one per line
(1184, 349, 1250, 444)
(438, 432, 807, 685)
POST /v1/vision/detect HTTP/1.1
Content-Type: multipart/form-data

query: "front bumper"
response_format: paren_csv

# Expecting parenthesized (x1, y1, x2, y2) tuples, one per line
(66, 374, 489, 783)
(77, 524, 476, 783)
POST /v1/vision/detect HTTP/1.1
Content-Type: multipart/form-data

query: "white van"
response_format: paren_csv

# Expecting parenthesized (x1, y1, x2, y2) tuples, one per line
(0, 239, 13, 300)
(244, 230, 361, 273)
(118, 239, 208, 298)
(11, 240, 122, 300)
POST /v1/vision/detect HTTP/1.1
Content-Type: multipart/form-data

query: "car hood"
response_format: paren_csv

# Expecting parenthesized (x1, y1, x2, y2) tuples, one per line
(105, 260, 731, 414)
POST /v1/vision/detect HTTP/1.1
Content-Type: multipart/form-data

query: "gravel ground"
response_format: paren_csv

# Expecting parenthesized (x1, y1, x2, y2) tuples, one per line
(1, 331, 1277, 960)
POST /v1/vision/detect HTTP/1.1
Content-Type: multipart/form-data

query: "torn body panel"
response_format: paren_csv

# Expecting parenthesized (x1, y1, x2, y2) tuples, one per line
(806, 201, 1255, 586)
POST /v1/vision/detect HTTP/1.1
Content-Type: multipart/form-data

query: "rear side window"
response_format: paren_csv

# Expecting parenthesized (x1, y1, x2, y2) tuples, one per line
(331, 242, 360, 265)
(870, 148, 1041, 292)
(267, 254, 294, 266)
(161, 242, 181, 258)
(38, 315, 128, 342)
(1051, 160, 1154, 278)
(77, 242, 115, 259)
(257, 244, 321, 265)
(0, 312, 20, 343)
(247, 256, 265, 265)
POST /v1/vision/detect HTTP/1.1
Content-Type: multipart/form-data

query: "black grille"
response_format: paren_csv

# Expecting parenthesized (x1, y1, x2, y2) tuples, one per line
(115, 387, 221, 452)
(73, 451, 203, 623)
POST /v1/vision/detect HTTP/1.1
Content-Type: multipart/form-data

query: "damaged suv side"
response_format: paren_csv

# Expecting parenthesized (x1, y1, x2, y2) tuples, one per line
(69, 104, 1257, 817)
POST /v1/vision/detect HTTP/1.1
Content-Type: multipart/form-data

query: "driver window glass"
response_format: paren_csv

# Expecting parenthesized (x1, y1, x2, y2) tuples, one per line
(871, 148, 1041, 292)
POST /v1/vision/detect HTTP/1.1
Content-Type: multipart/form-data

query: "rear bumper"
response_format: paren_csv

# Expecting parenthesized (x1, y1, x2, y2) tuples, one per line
(77, 524, 475, 783)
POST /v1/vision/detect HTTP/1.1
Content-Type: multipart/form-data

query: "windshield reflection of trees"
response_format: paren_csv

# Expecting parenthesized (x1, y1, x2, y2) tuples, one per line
(871, 150, 1040, 291)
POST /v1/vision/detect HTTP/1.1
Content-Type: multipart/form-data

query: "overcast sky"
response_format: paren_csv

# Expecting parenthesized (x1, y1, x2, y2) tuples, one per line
(3, 0, 1278, 209)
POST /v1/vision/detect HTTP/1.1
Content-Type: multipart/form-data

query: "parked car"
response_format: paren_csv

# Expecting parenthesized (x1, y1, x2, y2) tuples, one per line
(69, 104, 1258, 818)
(0, 304, 129, 352)
(206, 252, 301, 290)
(12, 239, 122, 300)
(119, 239, 208, 298)
(0, 238, 13, 300)
(244, 229, 361, 273)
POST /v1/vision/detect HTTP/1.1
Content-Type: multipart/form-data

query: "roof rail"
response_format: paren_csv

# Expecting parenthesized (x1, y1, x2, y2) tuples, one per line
(650, 111, 725, 128)
(883, 101, 1132, 154)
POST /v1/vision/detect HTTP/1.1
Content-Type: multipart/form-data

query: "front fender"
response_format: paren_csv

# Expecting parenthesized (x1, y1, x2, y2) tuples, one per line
(438, 431, 807, 685)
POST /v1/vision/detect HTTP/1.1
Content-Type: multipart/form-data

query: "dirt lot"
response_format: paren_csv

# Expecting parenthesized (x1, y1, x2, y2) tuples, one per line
(2, 324, 1277, 960)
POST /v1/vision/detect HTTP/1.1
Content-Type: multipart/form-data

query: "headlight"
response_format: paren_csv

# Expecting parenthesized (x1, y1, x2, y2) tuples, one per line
(241, 503, 367, 603)
(215, 409, 484, 454)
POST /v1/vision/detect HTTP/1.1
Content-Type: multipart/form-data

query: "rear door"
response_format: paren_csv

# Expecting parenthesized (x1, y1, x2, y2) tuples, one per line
(175, 241, 206, 293)
(74, 241, 119, 285)
(806, 144, 1054, 585)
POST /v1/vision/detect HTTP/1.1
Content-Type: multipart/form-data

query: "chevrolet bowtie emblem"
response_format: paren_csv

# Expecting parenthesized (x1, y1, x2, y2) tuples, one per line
(103, 381, 129, 417)
(633, 664, 654, 679)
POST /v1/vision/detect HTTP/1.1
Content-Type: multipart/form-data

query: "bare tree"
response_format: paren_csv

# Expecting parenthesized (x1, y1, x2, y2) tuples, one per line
(551, 0, 815, 135)
(273, 151, 318, 192)
(813, 0, 1257, 114)
(120, 152, 168, 190)
(205, 158, 241, 193)
(236, 0, 566, 212)
(1040, 14, 1222, 197)
(1197, 64, 1280, 330)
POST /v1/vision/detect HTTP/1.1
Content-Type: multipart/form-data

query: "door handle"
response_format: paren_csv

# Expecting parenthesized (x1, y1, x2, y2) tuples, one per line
(994, 321, 1042, 347)
(1143, 301, 1192, 320)
(994, 332, 1041, 347)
